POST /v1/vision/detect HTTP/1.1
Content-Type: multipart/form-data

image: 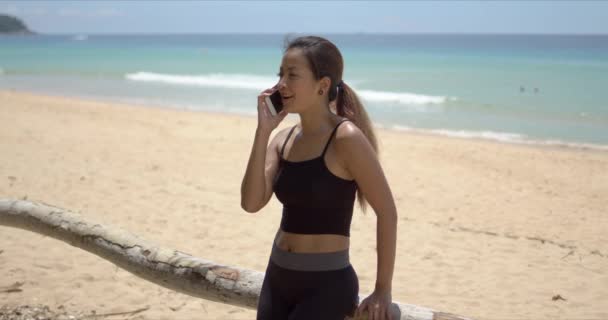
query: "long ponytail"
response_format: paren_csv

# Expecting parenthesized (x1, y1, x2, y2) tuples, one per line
(335, 81, 378, 213)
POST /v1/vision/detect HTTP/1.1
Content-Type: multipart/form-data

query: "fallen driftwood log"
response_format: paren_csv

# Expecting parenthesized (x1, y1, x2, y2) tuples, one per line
(0, 199, 475, 320)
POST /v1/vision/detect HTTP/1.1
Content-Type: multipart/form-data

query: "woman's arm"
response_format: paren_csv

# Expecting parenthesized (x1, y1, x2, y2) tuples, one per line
(240, 127, 284, 213)
(336, 123, 397, 320)
(240, 89, 288, 213)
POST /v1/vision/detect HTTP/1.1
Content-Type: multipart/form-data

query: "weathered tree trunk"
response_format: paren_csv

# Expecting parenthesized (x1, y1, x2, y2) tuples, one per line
(0, 199, 474, 320)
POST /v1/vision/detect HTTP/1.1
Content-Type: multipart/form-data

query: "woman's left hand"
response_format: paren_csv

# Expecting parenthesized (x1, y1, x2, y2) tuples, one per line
(353, 289, 393, 320)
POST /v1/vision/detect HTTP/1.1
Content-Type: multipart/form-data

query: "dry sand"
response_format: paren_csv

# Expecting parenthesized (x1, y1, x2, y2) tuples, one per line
(1, 90, 607, 320)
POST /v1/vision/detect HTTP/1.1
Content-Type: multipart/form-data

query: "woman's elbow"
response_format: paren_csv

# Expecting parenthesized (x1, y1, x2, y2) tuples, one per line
(241, 200, 262, 213)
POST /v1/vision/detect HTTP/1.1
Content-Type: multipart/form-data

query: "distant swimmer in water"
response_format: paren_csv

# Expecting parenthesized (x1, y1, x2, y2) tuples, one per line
(520, 86, 525, 93)
(534, 87, 539, 93)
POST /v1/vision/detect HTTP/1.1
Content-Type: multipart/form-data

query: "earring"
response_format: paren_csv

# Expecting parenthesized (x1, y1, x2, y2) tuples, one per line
(319, 89, 324, 95)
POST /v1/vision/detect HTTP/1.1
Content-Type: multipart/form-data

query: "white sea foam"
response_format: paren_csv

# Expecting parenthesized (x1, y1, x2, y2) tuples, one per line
(125, 72, 451, 107)
(357, 89, 452, 105)
(390, 125, 608, 151)
(125, 72, 276, 90)
(392, 125, 526, 142)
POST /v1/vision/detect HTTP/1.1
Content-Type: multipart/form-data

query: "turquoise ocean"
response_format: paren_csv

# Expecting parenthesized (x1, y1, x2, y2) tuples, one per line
(1, 34, 607, 148)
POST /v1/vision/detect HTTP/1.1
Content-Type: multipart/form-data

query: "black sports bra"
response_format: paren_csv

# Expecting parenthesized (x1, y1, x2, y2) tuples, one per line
(273, 119, 357, 237)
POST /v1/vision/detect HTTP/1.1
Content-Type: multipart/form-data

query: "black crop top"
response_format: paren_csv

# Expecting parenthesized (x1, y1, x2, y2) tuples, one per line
(273, 119, 358, 237)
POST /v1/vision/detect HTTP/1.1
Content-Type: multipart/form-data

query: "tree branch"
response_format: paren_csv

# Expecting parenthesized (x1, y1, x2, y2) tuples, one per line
(0, 199, 474, 320)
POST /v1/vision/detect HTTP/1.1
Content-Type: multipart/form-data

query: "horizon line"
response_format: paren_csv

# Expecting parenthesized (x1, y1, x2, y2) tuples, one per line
(10, 31, 608, 36)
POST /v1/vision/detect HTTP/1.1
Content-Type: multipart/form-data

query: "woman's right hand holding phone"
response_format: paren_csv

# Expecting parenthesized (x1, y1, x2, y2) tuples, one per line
(257, 87, 288, 135)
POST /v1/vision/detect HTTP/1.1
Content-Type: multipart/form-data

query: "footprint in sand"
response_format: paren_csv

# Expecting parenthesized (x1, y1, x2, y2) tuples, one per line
(49, 262, 72, 272)
(78, 273, 95, 282)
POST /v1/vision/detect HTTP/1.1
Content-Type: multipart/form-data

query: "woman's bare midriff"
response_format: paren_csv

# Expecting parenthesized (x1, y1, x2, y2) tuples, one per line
(275, 229, 350, 253)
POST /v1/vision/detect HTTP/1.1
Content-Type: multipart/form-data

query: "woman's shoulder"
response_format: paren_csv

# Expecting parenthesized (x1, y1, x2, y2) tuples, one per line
(331, 119, 377, 175)
(334, 118, 376, 155)
(334, 118, 363, 141)
(274, 123, 298, 139)
(270, 123, 298, 150)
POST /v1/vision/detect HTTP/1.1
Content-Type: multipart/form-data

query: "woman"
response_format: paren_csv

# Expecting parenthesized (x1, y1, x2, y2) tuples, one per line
(241, 35, 398, 320)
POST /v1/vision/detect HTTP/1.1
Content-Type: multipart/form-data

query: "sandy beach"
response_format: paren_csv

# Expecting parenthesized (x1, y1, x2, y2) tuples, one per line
(1, 90, 607, 320)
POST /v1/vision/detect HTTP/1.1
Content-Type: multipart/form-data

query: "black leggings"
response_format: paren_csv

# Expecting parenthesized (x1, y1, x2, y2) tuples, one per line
(256, 239, 359, 319)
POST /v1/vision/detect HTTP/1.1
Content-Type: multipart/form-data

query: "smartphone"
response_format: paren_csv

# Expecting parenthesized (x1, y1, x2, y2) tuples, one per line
(264, 89, 284, 116)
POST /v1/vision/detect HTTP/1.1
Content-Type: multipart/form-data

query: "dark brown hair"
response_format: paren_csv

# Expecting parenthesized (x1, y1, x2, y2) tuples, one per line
(284, 35, 379, 213)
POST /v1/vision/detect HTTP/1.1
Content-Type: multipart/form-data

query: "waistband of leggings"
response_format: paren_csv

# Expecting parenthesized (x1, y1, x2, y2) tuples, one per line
(270, 239, 351, 271)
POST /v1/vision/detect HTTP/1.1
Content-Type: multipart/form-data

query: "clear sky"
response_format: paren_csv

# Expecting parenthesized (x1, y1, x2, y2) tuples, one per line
(2, 1, 607, 35)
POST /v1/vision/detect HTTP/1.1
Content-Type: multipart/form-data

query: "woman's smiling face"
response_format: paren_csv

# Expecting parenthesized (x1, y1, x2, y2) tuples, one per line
(277, 48, 322, 113)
